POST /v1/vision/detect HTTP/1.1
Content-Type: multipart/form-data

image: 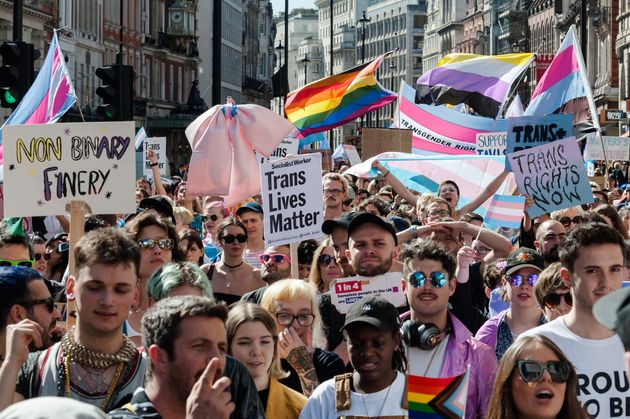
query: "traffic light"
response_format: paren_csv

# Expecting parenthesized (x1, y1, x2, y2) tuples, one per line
(95, 64, 134, 121)
(0, 41, 36, 109)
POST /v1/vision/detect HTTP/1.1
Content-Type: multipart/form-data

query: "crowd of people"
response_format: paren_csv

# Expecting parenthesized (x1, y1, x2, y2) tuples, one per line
(0, 150, 630, 419)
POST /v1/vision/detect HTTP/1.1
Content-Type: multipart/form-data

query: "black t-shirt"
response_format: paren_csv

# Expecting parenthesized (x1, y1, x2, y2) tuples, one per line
(257, 388, 270, 412)
(279, 347, 346, 394)
(319, 293, 345, 351)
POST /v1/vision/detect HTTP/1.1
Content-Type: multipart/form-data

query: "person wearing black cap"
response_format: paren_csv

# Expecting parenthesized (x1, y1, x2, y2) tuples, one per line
(321, 212, 358, 277)
(346, 212, 399, 277)
(520, 222, 627, 418)
(300, 296, 408, 418)
(138, 196, 177, 225)
(236, 202, 265, 269)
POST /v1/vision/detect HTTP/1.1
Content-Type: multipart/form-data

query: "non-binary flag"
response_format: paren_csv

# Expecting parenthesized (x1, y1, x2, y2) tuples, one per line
(416, 53, 534, 118)
(524, 25, 599, 136)
(484, 194, 526, 229)
(407, 370, 470, 418)
(284, 53, 396, 137)
(135, 126, 147, 150)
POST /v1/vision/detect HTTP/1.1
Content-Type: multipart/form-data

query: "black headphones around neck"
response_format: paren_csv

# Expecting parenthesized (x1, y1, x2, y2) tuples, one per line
(402, 319, 452, 350)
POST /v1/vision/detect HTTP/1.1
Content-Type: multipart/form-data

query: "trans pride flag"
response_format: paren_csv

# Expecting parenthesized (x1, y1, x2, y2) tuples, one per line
(0, 31, 76, 166)
(284, 53, 396, 136)
(484, 194, 526, 229)
(407, 370, 470, 418)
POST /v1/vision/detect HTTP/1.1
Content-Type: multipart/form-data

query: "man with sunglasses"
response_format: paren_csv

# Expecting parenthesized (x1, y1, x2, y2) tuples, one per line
(241, 245, 292, 304)
(520, 222, 627, 418)
(534, 220, 566, 266)
(0, 267, 61, 362)
(400, 239, 497, 418)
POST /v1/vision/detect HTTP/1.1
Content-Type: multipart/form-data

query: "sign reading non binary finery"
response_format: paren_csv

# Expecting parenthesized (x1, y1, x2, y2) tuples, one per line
(476, 132, 507, 155)
(260, 153, 324, 246)
(507, 137, 593, 218)
(584, 135, 629, 161)
(143, 137, 168, 177)
(330, 272, 407, 314)
(3, 121, 136, 217)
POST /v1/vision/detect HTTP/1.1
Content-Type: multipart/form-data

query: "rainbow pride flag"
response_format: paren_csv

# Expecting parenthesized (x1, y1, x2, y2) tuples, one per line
(284, 54, 396, 136)
(407, 371, 469, 419)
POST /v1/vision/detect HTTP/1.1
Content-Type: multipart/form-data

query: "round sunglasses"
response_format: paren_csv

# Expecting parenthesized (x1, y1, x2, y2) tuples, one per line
(35, 253, 52, 262)
(407, 271, 447, 289)
(516, 360, 571, 383)
(559, 216, 582, 227)
(544, 292, 573, 309)
(202, 214, 220, 222)
(221, 234, 247, 244)
(259, 253, 291, 265)
(317, 254, 336, 266)
(138, 239, 174, 251)
(506, 273, 539, 287)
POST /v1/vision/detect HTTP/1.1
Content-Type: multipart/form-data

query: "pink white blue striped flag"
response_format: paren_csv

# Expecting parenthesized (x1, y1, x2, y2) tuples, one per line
(135, 126, 147, 150)
(0, 31, 76, 166)
(484, 194, 526, 229)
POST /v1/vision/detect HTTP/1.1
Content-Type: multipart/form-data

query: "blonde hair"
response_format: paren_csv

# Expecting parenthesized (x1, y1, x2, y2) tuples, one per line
(172, 206, 193, 225)
(309, 238, 335, 292)
(226, 303, 288, 380)
(260, 279, 326, 349)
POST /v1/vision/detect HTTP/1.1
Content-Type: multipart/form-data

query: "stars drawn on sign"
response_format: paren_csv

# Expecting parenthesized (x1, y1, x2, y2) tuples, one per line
(112, 164, 118, 170)
(8, 164, 15, 171)
(64, 128, 71, 136)
(37, 200, 44, 207)
(105, 191, 112, 199)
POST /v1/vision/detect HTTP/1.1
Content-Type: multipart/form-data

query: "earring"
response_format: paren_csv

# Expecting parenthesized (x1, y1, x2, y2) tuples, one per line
(66, 293, 75, 301)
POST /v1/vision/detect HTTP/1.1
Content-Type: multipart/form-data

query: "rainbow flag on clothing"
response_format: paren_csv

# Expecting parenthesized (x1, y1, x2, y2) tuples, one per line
(284, 54, 396, 137)
(407, 371, 469, 418)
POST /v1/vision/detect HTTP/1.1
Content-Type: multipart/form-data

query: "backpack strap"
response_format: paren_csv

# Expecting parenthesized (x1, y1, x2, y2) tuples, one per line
(334, 372, 354, 412)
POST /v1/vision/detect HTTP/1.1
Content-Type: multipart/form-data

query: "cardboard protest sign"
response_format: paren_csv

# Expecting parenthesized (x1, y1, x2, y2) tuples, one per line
(361, 128, 412, 160)
(505, 114, 573, 170)
(344, 145, 362, 166)
(584, 135, 629, 161)
(507, 137, 593, 218)
(476, 132, 507, 156)
(3, 121, 136, 217)
(143, 137, 169, 177)
(256, 137, 299, 164)
(260, 153, 324, 246)
(330, 272, 406, 314)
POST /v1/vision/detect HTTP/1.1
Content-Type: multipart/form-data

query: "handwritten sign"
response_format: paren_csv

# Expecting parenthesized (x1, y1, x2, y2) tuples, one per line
(3, 122, 136, 217)
(143, 137, 169, 177)
(330, 272, 406, 314)
(256, 137, 299, 164)
(584, 135, 629, 161)
(506, 114, 573, 170)
(507, 137, 593, 218)
(476, 132, 507, 155)
(260, 153, 324, 246)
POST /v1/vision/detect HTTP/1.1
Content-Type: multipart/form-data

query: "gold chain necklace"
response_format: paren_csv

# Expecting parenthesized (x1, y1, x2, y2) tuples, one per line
(61, 328, 137, 369)
(64, 354, 125, 410)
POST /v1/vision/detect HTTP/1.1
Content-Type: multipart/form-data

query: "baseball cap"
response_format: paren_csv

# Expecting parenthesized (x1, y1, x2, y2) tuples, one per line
(236, 201, 263, 217)
(347, 212, 398, 245)
(504, 247, 544, 276)
(342, 295, 400, 332)
(139, 196, 176, 224)
(388, 216, 410, 233)
(593, 287, 630, 349)
(45, 232, 68, 248)
(321, 211, 359, 235)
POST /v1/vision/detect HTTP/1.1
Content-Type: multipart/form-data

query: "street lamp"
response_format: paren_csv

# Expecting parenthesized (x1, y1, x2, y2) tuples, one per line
(302, 53, 310, 85)
(276, 41, 285, 114)
(389, 62, 397, 120)
(358, 11, 371, 63)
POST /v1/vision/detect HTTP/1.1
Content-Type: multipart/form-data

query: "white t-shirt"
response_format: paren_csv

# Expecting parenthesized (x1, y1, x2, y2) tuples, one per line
(299, 371, 407, 418)
(519, 317, 627, 418)
(407, 336, 450, 377)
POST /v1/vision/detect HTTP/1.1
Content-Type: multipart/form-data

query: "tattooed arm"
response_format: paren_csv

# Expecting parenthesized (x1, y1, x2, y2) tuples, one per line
(286, 346, 319, 396)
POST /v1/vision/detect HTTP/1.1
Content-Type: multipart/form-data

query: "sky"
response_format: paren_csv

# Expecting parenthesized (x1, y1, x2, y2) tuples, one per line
(271, 0, 317, 15)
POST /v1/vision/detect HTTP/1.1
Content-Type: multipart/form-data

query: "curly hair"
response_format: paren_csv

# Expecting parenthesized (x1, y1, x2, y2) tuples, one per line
(400, 239, 456, 279)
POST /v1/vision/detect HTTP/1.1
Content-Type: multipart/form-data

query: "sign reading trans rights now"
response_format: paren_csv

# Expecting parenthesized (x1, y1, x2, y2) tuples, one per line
(260, 153, 324, 246)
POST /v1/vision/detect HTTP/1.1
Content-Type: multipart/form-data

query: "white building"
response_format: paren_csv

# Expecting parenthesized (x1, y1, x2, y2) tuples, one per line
(296, 36, 325, 87)
(422, 0, 467, 71)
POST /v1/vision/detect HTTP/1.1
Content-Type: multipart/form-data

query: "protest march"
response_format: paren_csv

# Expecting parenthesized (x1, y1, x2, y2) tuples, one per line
(3, 20, 630, 419)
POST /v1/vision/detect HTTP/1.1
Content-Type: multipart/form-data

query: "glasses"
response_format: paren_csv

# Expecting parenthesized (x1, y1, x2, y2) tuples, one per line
(202, 214, 219, 222)
(138, 239, 174, 251)
(276, 312, 315, 327)
(559, 216, 582, 227)
(428, 209, 449, 218)
(0, 259, 34, 268)
(506, 273, 539, 287)
(544, 292, 573, 309)
(222, 234, 248, 244)
(516, 360, 571, 383)
(35, 253, 51, 262)
(408, 271, 447, 289)
(259, 253, 291, 265)
(16, 297, 56, 313)
(474, 246, 490, 255)
(323, 188, 343, 196)
(318, 254, 336, 266)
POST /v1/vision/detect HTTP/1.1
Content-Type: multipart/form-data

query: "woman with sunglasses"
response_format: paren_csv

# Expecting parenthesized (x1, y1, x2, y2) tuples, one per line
(476, 248, 547, 361)
(486, 335, 588, 419)
(308, 238, 342, 293)
(201, 199, 228, 262)
(534, 263, 572, 322)
(551, 206, 584, 231)
(125, 211, 182, 345)
(260, 279, 345, 396)
(30, 235, 51, 276)
(202, 217, 265, 306)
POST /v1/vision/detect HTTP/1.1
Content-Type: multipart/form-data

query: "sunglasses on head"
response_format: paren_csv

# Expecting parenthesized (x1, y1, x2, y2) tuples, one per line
(0, 259, 34, 268)
(138, 239, 174, 251)
(35, 253, 51, 262)
(506, 272, 539, 287)
(318, 254, 336, 266)
(222, 234, 248, 244)
(202, 214, 219, 222)
(259, 253, 291, 265)
(559, 216, 582, 227)
(407, 271, 447, 289)
(16, 297, 56, 313)
(544, 292, 573, 309)
(516, 360, 571, 383)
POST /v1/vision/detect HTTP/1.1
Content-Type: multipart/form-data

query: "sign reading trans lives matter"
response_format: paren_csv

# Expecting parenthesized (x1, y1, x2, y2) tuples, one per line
(260, 153, 324, 246)
(3, 121, 136, 217)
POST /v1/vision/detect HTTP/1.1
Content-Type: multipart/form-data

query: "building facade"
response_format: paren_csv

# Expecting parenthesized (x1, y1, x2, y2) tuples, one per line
(242, 0, 275, 106)
(618, 0, 630, 134)
(422, 0, 466, 71)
